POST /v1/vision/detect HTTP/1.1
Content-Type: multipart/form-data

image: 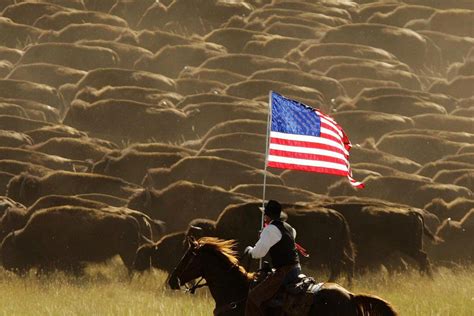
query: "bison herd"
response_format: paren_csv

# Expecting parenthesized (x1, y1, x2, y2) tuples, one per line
(0, 0, 472, 283)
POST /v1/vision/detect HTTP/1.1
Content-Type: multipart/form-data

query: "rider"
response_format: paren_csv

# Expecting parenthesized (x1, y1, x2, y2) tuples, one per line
(244, 200, 301, 316)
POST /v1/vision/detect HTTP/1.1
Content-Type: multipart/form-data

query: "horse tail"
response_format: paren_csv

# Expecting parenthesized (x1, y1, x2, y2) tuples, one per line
(352, 294, 398, 316)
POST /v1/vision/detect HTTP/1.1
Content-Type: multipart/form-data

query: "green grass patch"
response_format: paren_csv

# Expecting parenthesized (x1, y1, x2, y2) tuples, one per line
(0, 262, 472, 315)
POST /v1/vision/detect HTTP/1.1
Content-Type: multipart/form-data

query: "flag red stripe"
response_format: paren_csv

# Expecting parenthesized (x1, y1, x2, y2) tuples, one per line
(268, 149, 348, 165)
(267, 161, 348, 176)
(270, 137, 348, 157)
(320, 120, 342, 137)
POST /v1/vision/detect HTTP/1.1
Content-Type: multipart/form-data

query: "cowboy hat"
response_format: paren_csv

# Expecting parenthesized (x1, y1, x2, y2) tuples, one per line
(259, 200, 287, 221)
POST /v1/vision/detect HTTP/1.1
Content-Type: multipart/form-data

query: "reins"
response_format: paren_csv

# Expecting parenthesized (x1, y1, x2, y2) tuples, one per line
(211, 253, 254, 315)
(185, 277, 207, 294)
(183, 252, 254, 315)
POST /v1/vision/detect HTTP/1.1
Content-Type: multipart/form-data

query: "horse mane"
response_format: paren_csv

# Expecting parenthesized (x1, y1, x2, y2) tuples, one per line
(197, 237, 254, 280)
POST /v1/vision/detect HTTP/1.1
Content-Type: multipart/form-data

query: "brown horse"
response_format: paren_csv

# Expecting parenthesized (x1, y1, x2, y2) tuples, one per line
(168, 237, 398, 316)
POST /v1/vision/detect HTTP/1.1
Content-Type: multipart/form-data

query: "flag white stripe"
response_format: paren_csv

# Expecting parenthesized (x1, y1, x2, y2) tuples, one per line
(268, 155, 349, 171)
(348, 177, 364, 187)
(320, 116, 343, 138)
(320, 127, 342, 141)
(350, 180, 364, 186)
(269, 143, 348, 161)
(318, 111, 338, 126)
(270, 131, 349, 156)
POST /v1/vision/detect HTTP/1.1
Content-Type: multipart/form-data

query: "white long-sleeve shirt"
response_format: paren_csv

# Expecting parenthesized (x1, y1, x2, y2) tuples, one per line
(248, 222, 297, 259)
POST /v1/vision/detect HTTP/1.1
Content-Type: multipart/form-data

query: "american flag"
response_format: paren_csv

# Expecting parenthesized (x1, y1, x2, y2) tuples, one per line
(267, 91, 364, 188)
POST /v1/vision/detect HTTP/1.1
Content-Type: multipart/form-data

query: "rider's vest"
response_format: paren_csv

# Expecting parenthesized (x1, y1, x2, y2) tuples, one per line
(269, 220, 300, 269)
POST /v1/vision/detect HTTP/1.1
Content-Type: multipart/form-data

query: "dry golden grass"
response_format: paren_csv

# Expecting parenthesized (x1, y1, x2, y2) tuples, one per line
(0, 260, 472, 315)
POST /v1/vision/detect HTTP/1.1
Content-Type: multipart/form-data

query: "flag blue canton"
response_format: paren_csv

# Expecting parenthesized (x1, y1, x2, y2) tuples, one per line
(271, 91, 321, 137)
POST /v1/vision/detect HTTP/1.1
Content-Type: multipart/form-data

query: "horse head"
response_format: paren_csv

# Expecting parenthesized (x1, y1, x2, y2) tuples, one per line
(168, 237, 245, 291)
(168, 235, 202, 290)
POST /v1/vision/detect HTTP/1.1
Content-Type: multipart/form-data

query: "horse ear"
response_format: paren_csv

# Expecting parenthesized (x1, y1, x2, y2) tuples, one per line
(187, 235, 198, 247)
(188, 225, 203, 238)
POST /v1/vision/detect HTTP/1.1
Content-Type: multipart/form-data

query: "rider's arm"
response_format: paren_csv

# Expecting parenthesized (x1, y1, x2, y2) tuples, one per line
(291, 226, 296, 239)
(248, 224, 282, 259)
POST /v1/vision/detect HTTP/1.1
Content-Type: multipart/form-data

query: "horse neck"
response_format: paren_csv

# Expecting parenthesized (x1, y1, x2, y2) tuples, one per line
(202, 258, 251, 312)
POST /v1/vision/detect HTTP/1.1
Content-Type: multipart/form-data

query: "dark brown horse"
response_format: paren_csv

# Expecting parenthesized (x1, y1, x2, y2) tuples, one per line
(168, 237, 398, 316)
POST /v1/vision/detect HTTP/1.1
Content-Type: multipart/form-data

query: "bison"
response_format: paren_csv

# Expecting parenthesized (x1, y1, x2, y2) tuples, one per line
(75, 86, 181, 107)
(38, 23, 129, 44)
(352, 94, 447, 117)
(1, 2, 67, 26)
(0, 206, 141, 274)
(0, 195, 165, 243)
(376, 134, 468, 165)
(197, 149, 266, 171)
(134, 231, 186, 272)
(329, 175, 472, 208)
(77, 39, 153, 70)
(179, 67, 246, 85)
(7, 63, 86, 88)
(426, 197, 474, 222)
(320, 200, 439, 275)
(412, 113, 474, 133)
(0, 13, 43, 49)
(0, 130, 33, 148)
(432, 210, 474, 264)
(0, 79, 62, 110)
(63, 99, 188, 144)
(92, 150, 186, 184)
(249, 68, 347, 101)
(0, 147, 76, 171)
(331, 110, 414, 143)
(417, 160, 474, 178)
(6, 171, 140, 206)
(230, 183, 329, 204)
(142, 156, 283, 191)
(339, 78, 401, 97)
(199, 53, 298, 77)
(184, 103, 267, 139)
(354, 86, 457, 112)
(33, 9, 129, 30)
(320, 23, 430, 68)
(25, 137, 114, 162)
(127, 181, 255, 232)
(0, 98, 60, 123)
(135, 44, 226, 78)
(24, 124, 86, 144)
(0, 160, 52, 178)
(18, 43, 119, 72)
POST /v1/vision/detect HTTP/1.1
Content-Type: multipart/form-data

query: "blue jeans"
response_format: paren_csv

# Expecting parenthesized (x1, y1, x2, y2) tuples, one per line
(282, 263, 302, 285)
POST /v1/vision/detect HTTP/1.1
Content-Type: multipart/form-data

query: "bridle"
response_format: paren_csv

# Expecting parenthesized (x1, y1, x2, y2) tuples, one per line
(178, 246, 255, 315)
(185, 276, 207, 294)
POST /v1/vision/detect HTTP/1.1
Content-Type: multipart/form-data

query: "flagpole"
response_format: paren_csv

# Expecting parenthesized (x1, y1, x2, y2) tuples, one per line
(259, 90, 272, 269)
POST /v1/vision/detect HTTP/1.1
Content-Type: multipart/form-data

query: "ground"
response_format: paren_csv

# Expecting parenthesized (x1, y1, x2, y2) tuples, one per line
(0, 259, 472, 315)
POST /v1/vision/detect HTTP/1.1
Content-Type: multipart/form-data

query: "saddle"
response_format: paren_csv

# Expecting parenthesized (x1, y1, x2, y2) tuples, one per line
(265, 274, 323, 316)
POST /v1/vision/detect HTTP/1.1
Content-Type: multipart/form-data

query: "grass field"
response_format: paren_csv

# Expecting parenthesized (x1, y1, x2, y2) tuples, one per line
(0, 261, 472, 316)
